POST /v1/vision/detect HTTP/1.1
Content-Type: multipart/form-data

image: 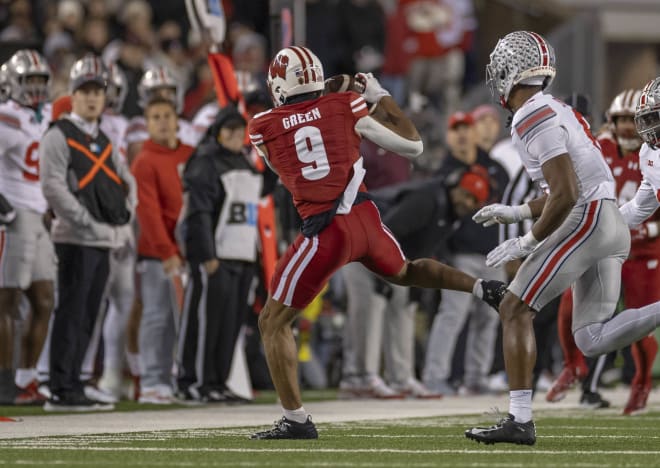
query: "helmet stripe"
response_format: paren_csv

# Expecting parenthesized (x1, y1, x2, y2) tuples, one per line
(29, 50, 39, 67)
(298, 47, 317, 82)
(528, 31, 549, 67)
(289, 46, 309, 84)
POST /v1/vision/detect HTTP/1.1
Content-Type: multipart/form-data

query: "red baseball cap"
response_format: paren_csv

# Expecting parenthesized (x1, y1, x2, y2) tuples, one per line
(459, 170, 490, 203)
(471, 104, 499, 121)
(448, 111, 475, 129)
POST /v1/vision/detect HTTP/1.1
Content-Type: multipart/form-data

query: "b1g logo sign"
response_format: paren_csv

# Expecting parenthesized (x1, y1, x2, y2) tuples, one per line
(228, 201, 258, 225)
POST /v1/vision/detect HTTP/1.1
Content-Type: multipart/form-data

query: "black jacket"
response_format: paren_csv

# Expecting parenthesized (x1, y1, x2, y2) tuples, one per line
(439, 149, 509, 256)
(372, 176, 456, 260)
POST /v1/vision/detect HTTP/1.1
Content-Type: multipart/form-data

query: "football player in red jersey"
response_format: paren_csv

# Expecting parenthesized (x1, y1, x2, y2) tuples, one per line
(248, 46, 506, 439)
(548, 89, 659, 414)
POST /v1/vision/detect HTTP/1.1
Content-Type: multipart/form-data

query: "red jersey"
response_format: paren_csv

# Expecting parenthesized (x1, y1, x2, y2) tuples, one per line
(131, 139, 194, 260)
(599, 132, 660, 258)
(248, 92, 369, 219)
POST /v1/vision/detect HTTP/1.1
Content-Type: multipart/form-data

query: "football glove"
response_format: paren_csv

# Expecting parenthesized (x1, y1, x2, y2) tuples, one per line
(473, 203, 532, 227)
(355, 72, 390, 104)
(486, 231, 539, 268)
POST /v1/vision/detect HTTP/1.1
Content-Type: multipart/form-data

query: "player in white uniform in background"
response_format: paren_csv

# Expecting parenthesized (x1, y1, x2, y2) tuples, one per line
(124, 66, 199, 164)
(88, 63, 135, 401)
(466, 31, 660, 445)
(0, 50, 54, 405)
(621, 77, 660, 223)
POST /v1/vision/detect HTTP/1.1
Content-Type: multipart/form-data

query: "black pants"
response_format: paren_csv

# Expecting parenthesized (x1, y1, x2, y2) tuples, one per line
(50, 243, 110, 395)
(178, 260, 254, 393)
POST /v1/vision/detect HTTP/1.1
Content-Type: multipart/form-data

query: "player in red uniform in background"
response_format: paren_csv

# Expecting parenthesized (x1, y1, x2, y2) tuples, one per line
(247, 46, 506, 439)
(547, 89, 659, 414)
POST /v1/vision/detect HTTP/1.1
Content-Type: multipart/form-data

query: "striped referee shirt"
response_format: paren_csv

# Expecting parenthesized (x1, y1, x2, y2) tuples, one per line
(498, 166, 543, 243)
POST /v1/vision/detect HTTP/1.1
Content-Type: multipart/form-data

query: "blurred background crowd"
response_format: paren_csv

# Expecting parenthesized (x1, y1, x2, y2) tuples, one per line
(1, 0, 660, 413)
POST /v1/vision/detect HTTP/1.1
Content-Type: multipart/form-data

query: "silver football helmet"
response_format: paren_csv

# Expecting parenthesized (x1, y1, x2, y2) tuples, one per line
(105, 62, 128, 114)
(486, 31, 556, 107)
(607, 89, 642, 153)
(69, 54, 107, 93)
(138, 66, 183, 112)
(0, 64, 11, 104)
(5, 49, 51, 107)
(635, 77, 660, 149)
(267, 46, 324, 107)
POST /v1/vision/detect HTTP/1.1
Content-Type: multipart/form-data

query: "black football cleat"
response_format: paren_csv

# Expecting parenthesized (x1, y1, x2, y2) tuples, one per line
(481, 280, 508, 310)
(250, 416, 319, 440)
(465, 414, 536, 445)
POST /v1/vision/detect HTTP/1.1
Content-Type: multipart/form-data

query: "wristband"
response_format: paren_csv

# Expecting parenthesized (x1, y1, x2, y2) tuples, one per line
(517, 204, 533, 220)
(647, 222, 659, 238)
(521, 230, 539, 249)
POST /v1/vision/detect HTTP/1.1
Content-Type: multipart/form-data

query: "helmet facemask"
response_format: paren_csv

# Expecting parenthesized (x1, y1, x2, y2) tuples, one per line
(635, 78, 660, 149)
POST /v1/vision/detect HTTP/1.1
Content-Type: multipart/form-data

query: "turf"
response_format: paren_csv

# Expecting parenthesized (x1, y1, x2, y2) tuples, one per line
(1, 409, 659, 467)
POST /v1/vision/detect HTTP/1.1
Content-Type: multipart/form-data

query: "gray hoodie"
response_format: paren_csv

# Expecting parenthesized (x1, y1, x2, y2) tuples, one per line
(40, 113, 136, 249)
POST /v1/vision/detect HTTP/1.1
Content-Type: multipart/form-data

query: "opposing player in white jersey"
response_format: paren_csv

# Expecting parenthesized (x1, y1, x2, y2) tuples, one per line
(466, 31, 660, 445)
(0, 50, 54, 405)
(124, 66, 199, 163)
(621, 77, 660, 223)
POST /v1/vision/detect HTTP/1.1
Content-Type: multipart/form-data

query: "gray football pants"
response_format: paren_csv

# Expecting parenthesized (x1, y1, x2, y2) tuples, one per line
(138, 259, 179, 389)
(423, 253, 504, 387)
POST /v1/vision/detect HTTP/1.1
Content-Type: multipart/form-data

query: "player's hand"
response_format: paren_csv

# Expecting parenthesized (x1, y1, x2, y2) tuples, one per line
(486, 233, 538, 268)
(355, 72, 390, 104)
(203, 258, 220, 275)
(630, 222, 659, 242)
(163, 255, 183, 275)
(473, 203, 531, 227)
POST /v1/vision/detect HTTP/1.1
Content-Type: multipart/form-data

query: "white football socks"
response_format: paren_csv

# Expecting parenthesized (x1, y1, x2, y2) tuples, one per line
(509, 389, 533, 423)
(283, 406, 308, 424)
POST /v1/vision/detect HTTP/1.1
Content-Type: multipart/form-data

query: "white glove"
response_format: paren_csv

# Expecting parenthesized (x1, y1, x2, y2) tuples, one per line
(486, 231, 539, 268)
(355, 72, 390, 104)
(473, 203, 532, 227)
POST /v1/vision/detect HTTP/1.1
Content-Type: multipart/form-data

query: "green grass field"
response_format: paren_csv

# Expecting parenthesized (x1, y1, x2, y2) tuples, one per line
(1, 406, 659, 467)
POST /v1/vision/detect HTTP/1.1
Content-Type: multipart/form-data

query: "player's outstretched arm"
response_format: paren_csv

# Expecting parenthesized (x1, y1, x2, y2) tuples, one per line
(353, 73, 422, 158)
(620, 178, 660, 226)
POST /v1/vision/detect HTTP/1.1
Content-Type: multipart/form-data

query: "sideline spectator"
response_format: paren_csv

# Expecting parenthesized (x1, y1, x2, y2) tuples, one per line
(41, 55, 136, 411)
(131, 96, 194, 404)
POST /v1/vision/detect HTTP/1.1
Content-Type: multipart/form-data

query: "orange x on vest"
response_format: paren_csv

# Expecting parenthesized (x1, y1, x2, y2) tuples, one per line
(66, 138, 121, 189)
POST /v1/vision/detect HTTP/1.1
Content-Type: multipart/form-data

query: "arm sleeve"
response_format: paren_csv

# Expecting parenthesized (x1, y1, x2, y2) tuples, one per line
(620, 178, 660, 226)
(39, 127, 94, 227)
(381, 188, 435, 238)
(181, 156, 222, 264)
(132, 158, 178, 260)
(354, 115, 423, 159)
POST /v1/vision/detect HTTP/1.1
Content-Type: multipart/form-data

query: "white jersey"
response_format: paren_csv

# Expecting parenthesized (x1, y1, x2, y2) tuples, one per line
(620, 143, 660, 226)
(0, 100, 52, 213)
(124, 115, 201, 148)
(511, 92, 615, 206)
(192, 101, 219, 142)
(100, 111, 129, 160)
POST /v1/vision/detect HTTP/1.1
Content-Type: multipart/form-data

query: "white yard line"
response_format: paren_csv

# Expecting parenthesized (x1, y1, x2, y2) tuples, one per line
(0, 387, 653, 440)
